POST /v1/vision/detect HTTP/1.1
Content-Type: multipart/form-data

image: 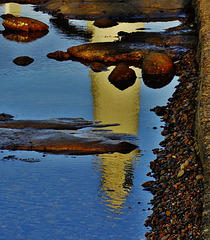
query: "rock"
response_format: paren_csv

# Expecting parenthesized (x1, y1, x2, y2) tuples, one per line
(0, 113, 14, 121)
(177, 169, 185, 178)
(180, 160, 189, 170)
(108, 63, 136, 90)
(2, 17, 49, 32)
(90, 62, 107, 72)
(142, 52, 174, 75)
(141, 180, 155, 188)
(13, 56, 34, 66)
(196, 175, 204, 180)
(0, 118, 138, 155)
(93, 18, 118, 28)
(150, 106, 167, 116)
(1, 14, 15, 19)
(47, 51, 71, 61)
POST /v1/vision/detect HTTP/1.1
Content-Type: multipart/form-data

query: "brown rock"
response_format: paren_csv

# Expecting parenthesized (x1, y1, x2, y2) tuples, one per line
(108, 63, 136, 90)
(2, 17, 49, 32)
(93, 18, 118, 28)
(13, 56, 34, 66)
(142, 52, 174, 75)
(47, 51, 71, 61)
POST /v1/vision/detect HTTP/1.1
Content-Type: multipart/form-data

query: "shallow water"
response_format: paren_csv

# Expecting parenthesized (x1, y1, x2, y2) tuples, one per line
(0, 3, 179, 239)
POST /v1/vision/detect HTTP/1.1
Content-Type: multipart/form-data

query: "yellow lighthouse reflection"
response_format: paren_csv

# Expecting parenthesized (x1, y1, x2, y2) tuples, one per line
(5, 3, 21, 16)
(88, 21, 144, 215)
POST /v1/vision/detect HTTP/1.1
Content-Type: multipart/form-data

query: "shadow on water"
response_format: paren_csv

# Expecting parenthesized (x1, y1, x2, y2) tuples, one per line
(0, 3, 181, 239)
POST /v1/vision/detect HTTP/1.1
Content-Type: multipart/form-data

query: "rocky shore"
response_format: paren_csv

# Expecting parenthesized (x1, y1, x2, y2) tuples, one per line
(144, 50, 204, 239)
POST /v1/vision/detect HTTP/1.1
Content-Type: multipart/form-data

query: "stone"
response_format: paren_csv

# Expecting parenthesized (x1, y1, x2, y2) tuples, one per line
(108, 63, 136, 90)
(141, 180, 155, 188)
(177, 169, 185, 178)
(93, 18, 118, 28)
(13, 56, 34, 66)
(142, 52, 174, 75)
(181, 160, 189, 170)
(2, 17, 49, 32)
(47, 51, 71, 61)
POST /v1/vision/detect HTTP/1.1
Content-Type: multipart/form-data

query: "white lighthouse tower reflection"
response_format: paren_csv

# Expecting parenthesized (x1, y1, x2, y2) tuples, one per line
(88, 21, 144, 216)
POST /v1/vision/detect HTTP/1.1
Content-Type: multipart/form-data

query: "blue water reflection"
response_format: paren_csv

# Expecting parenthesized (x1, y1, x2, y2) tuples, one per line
(0, 4, 179, 239)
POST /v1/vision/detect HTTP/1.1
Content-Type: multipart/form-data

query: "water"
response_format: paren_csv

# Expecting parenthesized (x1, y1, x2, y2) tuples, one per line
(0, 3, 179, 239)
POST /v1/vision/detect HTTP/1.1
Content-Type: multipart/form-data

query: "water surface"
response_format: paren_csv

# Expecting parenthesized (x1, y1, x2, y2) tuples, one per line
(0, 4, 179, 239)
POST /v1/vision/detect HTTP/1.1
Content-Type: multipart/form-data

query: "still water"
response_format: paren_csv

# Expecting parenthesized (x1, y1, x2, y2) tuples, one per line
(0, 3, 179, 239)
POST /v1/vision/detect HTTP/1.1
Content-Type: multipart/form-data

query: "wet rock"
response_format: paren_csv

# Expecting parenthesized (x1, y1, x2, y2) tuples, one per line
(142, 52, 174, 75)
(13, 56, 34, 66)
(47, 51, 71, 61)
(141, 180, 155, 188)
(0, 113, 14, 121)
(93, 18, 118, 28)
(90, 62, 107, 72)
(0, 119, 138, 155)
(108, 63, 136, 90)
(2, 17, 49, 32)
(150, 106, 167, 116)
(1, 14, 15, 19)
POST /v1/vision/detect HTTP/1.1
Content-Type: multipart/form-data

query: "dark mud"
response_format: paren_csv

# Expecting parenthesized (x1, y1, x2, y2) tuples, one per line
(144, 50, 204, 239)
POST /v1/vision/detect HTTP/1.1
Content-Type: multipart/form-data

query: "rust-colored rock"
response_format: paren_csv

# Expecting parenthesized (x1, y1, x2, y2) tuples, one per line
(93, 18, 118, 28)
(47, 51, 71, 61)
(67, 42, 152, 64)
(142, 52, 174, 75)
(13, 56, 34, 66)
(2, 17, 49, 32)
(108, 63, 136, 90)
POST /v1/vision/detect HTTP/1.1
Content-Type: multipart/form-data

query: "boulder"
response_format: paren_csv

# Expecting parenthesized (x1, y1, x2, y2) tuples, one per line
(108, 63, 136, 90)
(2, 17, 49, 32)
(142, 52, 174, 75)
(13, 56, 34, 66)
(93, 18, 118, 28)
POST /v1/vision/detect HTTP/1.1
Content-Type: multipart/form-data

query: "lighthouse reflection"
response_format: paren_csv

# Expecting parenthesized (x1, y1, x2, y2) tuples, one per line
(88, 21, 144, 215)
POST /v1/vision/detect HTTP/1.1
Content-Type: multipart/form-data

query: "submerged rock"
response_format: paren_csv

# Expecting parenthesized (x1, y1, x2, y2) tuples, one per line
(2, 17, 49, 32)
(13, 56, 34, 66)
(108, 63, 136, 90)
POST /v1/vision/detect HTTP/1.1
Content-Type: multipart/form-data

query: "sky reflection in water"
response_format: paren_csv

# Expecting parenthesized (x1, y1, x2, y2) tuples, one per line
(0, 3, 179, 239)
